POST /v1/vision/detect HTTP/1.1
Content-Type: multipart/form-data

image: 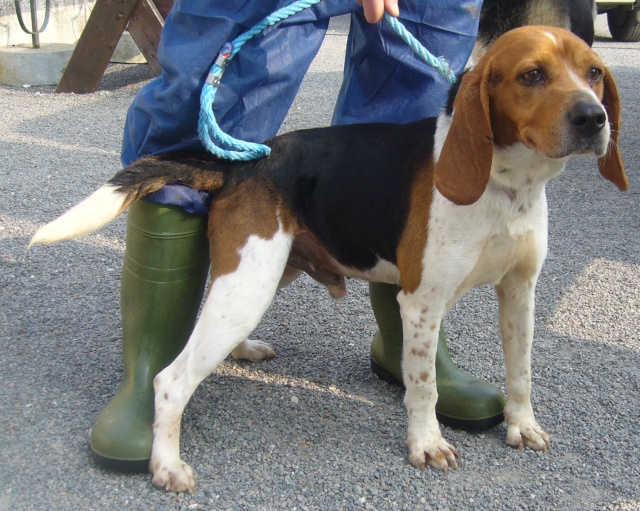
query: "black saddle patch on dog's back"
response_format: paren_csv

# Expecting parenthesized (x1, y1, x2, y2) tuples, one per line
(222, 118, 438, 271)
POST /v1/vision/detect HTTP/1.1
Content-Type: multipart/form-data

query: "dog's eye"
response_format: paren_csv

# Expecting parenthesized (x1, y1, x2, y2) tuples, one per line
(520, 69, 543, 83)
(588, 67, 603, 83)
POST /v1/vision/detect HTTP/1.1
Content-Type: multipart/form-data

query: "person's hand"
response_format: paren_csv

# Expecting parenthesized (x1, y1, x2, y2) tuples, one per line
(357, 0, 399, 23)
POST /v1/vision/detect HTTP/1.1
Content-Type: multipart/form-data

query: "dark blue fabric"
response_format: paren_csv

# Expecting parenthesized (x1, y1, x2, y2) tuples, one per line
(121, 0, 482, 215)
(333, 1, 482, 125)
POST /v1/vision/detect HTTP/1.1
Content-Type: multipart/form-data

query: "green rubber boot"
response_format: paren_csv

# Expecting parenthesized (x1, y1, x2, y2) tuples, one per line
(89, 200, 210, 472)
(369, 282, 506, 431)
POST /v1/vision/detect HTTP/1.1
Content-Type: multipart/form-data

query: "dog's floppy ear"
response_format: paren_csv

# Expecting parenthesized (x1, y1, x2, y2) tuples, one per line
(598, 66, 628, 191)
(434, 61, 494, 206)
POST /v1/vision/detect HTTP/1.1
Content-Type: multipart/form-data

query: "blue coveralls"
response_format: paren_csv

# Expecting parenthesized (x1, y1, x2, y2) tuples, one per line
(121, 0, 482, 214)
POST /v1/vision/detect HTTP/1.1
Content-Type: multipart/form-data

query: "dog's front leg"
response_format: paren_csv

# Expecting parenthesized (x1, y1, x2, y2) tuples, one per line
(496, 270, 551, 452)
(397, 291, 459, 472)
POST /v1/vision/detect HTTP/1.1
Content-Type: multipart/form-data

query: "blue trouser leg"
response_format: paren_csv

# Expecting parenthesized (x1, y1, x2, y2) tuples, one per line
(122, 0, 359, 161)
(334, 1, 481, 124)
(122, 0, 358, 213)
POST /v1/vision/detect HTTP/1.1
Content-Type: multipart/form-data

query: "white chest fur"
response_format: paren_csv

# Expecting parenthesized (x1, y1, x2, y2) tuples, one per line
(425, 134, 568, 304)
(424, 189, 545, 302)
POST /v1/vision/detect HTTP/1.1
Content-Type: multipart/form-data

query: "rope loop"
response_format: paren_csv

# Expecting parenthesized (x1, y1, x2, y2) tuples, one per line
(199, 2, 457, 161)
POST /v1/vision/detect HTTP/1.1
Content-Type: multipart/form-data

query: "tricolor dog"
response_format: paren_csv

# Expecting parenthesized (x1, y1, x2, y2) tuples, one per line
(31, 26, 627, 492)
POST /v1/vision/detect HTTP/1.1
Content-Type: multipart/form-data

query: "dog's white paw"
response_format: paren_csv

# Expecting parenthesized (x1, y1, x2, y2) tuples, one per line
(150, 457, 196, 493)
(231, 338, 276, 362)
(408, 435, 460, 473)
(505, 415, 551, 451)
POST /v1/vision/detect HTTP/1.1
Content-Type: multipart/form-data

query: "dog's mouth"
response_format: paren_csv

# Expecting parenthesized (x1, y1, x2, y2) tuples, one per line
(519, 127, 608, 161)
(546, 135, 610, 160)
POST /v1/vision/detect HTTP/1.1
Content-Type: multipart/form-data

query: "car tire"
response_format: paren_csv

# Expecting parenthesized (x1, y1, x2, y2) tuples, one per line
(607, 5, 640, 42)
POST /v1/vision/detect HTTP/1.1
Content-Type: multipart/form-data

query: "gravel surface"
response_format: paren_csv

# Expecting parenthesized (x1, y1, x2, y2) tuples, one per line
(1, 15, 639, 511)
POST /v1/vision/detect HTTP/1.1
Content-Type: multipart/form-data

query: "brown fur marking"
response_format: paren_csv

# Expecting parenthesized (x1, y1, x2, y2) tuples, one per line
(396, 163, 433, 294)
(207, 175, 295, 278)
(287, 229, 346, 297)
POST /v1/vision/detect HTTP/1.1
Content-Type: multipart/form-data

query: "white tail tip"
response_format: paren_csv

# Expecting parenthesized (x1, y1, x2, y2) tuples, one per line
(29, 185, 126, 248)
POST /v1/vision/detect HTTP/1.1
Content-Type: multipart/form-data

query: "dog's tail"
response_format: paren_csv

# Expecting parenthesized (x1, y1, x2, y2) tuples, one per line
(29, 156, 225, 247)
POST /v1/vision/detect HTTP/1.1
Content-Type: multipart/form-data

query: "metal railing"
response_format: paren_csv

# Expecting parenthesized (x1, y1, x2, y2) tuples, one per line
(14, 0, 51, 48)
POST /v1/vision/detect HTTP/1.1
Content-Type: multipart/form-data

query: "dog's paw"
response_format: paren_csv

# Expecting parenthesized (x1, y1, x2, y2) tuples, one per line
(505, 419, 551, 452)
(408, 437, 460, 473)
(150, 457, 196, 493)
(231, 339, 276, 362)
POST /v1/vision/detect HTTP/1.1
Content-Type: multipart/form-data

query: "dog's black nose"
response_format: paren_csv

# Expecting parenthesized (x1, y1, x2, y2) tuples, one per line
(569, 101, 607, 137)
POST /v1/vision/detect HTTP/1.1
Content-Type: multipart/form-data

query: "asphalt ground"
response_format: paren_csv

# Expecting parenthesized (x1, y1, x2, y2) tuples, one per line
(1, 15, 639, 511)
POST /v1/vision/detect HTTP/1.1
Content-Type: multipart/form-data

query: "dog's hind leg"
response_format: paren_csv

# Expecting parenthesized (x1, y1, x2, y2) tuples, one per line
(230, 265, 302, 362)
(230, 338, 277, 362)
(149, 198, 294, 492)
(150, 228, 292, 492)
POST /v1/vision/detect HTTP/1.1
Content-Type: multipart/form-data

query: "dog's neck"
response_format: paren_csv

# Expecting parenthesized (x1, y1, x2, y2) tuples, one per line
(434, 112, 567, 213)
(490, 143, 568, 200)
(474, 143, 566, 222)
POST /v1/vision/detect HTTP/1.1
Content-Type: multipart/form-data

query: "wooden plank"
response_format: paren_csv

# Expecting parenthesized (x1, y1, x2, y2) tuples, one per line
(154, 0, 173, 19)
(56, 0, 141, 93)
(127, 0, 165, 75)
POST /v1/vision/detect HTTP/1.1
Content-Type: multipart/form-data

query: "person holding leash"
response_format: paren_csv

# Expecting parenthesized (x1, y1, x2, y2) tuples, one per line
(90, 0, 506, 471)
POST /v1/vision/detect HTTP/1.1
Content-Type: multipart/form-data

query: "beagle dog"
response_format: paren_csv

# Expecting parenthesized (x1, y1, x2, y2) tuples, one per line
(31, 26, 627, 492)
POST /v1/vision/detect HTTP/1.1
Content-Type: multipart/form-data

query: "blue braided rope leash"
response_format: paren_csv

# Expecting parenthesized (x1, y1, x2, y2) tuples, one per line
(198, 4, 456, 161)
(383, 13, 456, 84)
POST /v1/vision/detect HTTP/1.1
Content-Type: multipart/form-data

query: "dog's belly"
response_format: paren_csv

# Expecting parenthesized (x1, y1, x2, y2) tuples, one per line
(286, 229, 401, 296)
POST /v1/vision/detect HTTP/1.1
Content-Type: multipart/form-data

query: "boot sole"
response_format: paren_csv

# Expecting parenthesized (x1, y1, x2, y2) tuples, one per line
(90, 445, 150, 473)
(371, 356, 504, 432)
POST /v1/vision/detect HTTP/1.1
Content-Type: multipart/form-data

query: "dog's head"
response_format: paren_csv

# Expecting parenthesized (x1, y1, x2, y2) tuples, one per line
(434, 25, 628, 206)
